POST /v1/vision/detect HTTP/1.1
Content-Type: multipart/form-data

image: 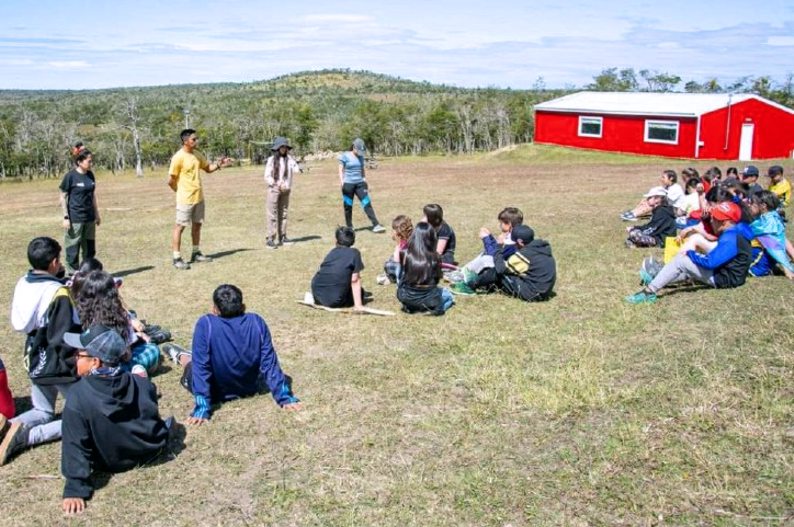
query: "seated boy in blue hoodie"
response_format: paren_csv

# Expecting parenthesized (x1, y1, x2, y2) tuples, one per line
(60, 325, 169, 514)
(164, 284, 301, 424)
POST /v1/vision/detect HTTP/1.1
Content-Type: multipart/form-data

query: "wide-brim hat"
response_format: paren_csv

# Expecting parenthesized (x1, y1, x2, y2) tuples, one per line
(271, 137, 292, 151)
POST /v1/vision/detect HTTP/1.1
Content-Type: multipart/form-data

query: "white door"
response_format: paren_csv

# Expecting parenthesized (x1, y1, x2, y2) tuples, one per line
(739, 123, 754, 161)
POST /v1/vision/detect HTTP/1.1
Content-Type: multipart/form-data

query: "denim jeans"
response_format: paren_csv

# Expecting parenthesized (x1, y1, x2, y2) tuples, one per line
(11, 381, 74, 446)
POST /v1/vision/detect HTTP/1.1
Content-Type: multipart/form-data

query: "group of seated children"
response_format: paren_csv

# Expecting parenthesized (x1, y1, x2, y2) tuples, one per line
(307, 203, 557, 315)
(624, 165, 793, 304)
(1, 237, 300, 514)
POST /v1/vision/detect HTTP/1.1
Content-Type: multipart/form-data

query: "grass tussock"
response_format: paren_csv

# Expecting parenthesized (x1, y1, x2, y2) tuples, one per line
(0, 152, 792, 525)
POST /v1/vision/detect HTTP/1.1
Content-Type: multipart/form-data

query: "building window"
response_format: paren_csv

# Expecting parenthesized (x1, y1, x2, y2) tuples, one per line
(644, 120, 679, 144)
(578, 116, 603, 138)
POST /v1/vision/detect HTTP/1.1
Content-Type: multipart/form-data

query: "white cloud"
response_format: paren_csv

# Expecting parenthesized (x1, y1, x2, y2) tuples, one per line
(767, 36, 794, 46)
(303, 14, 373, 23)
(48, 60, 89, 69)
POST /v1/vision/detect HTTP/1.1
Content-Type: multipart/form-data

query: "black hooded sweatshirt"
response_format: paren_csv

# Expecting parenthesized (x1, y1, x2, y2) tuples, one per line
(61, 373, 168, 499)
(493, 239, 557, 301)
(634, 204, 677, 246)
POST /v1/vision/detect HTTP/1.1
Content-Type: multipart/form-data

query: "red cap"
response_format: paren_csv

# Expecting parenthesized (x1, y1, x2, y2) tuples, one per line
(711, 202, 741, 223)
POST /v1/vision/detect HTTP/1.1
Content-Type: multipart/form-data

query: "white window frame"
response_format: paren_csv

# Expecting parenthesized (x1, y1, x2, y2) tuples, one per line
(644, 120, 679, 145)
(578, 116, 603, 138)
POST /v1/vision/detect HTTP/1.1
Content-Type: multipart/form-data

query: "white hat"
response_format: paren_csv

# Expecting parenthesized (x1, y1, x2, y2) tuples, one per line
(644, 186, 668, 198)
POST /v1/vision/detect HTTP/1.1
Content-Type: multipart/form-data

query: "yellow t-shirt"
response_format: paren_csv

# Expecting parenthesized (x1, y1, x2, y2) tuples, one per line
(769, 178, 791, 207)
(169, 149, 209, 205)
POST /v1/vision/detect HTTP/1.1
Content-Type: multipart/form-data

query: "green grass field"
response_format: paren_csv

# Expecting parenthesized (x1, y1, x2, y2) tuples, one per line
(0, 144, 792, 526)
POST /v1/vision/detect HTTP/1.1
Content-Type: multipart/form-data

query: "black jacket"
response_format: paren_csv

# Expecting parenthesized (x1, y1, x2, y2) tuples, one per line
(61, 373, 168, 499)
(494, 239, 556, 301)
(634, 204, 677, 246)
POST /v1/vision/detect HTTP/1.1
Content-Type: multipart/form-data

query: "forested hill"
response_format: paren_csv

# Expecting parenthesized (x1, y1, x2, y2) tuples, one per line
(0, 69, 558, 178)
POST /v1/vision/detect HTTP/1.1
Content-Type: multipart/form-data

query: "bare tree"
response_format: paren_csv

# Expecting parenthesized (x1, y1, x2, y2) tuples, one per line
(120, 97, 144, 177)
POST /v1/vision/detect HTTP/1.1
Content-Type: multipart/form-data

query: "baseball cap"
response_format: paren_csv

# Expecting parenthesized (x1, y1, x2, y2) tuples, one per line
(742, 165, 759, 178)
(767, 165, 784, 177)
(64, 324, 126, 366)
(643, 186, 668, 198)
(352, 138, 366, 153)
(511, 224, 535, 245)
(710, 201, 742, 223)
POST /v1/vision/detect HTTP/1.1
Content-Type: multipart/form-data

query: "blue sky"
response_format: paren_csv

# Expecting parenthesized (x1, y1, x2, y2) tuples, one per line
(0, 0, 792, 90)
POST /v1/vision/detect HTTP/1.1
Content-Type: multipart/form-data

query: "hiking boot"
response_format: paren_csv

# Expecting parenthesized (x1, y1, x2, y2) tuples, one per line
(147, 328, 172, 345)
(0, 422, 30, 465)
(173, 257, 191, 270)
(163, 343, 192, 365)
(451, 282, 476, 296)
(624, 290, 657, 305)
(190, 251, 212, 263)
(265, 239, 278, 249)
(640, 257, 664, 286)
(280, 236, 295, 246)
(371, 224, 386, 233)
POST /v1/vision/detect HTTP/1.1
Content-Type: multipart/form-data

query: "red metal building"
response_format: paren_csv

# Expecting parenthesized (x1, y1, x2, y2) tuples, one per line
(534, 92, 794, 160)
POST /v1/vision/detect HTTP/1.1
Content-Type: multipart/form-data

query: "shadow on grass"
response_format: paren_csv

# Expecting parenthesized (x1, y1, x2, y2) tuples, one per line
(206, 248, 253, 260)
(658, 283, 710, 298)
(285, 235, 322, 243)
(12, 395, 32, 415)
(113, 265, 156, 278)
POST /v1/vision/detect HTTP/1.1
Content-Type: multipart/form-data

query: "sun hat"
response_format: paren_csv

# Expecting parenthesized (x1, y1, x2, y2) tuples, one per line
(271, 137, 292, 151)
(643, 186, 668, 198)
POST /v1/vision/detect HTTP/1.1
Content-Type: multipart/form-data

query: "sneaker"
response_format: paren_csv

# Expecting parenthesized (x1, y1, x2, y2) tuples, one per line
(0, 422, 30, 465)
(163, 343, 191, 364)
(265, 239, 278, 249)
(621, 211, 637, 221)
(444, 270, 464, 284)
(372, 224, 386, 233)
(376, 273, 390, 285)
(624, 290, 658, 304)
(190, 251, 212, 263)
(451, 282, 476, 296)
(0, 415, 8, 438)
(173, 257, 191, 270)
(280, 236, 295, 246)
(131, 365, 148, 378)
(640, 257, 664, 285)
(461, 267, 478, 287)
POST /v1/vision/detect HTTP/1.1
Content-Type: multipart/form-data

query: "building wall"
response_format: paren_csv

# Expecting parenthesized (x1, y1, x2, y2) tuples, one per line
(534, 111, 698, 158)
(698, 98, 794, 160)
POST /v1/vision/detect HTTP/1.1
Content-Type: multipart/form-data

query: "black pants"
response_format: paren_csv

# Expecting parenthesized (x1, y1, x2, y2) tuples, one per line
(342, 181, 379, 228)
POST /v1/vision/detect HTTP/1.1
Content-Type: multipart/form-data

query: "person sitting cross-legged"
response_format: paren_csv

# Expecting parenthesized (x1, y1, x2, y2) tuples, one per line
(164, 284, 301, 424)
(626, 201, 752, 304)
(59, 325, 170, 515)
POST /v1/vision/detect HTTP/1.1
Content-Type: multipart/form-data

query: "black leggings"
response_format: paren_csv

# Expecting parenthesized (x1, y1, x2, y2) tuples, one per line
(342, 181, 379, 228)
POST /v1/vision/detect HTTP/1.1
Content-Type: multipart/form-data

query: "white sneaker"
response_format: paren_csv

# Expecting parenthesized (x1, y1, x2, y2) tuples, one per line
(372, 224, 386, 233)
(303, 291, 315, 304)
(376, 273, 389, 285)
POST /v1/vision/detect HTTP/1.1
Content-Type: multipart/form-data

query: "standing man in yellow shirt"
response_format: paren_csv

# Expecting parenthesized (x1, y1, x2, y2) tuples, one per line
(168, 129, 232, 270)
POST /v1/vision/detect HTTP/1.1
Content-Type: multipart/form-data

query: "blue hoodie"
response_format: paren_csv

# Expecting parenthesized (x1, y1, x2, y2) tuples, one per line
(190, 312, 298, 419)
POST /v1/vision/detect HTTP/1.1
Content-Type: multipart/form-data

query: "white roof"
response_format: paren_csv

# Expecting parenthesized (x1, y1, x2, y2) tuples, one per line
(533, 91, 791, 118)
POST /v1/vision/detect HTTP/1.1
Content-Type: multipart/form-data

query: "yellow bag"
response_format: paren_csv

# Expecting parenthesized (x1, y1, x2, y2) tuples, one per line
(663, 237, 681, 263)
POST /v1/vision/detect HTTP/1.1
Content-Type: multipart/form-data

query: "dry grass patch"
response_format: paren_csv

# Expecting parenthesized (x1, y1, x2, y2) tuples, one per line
(0, 145, 792, 525)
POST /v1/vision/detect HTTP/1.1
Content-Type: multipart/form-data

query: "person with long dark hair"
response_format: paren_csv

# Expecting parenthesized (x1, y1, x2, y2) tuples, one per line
(59, 149, 100, 275)
(75, 271, 160, 375)
(264, 137, 302, 249)
(396, 222, 454, 315)
(338, 138, 385, 233)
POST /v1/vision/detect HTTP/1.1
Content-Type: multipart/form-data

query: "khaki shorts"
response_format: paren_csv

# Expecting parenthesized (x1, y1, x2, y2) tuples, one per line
(175, 201, 205, 226)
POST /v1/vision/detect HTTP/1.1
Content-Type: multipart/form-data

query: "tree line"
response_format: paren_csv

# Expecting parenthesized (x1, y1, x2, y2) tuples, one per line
(0, 68, 791, 179)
